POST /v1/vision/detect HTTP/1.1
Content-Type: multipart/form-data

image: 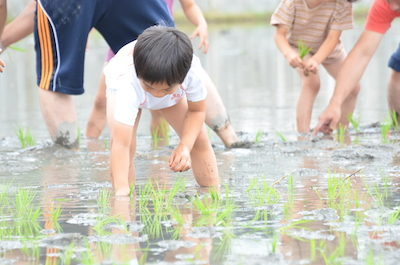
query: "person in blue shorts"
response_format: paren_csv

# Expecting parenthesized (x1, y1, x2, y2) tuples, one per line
(35, 0, 174, 148)
(388, 44, 400, 122)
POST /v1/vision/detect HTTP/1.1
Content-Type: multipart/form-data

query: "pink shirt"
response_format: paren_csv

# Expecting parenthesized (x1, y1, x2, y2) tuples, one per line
(365, 0, 400, 34)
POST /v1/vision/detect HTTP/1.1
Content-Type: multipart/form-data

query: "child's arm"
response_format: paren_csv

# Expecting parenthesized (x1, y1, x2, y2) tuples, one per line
(305, 29, 341, 74)
(0, 0, 35, 51)
(169, 99, 206, 172)
(178, 0, 209, 53)
(0, 0, 6, 42)
(110, 122, 134, 193)
(274, 25, 304, 69)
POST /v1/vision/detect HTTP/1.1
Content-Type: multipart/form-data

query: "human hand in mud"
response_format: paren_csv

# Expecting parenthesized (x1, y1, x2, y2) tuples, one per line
(170, 144, 191, 172)
(312, 103, 341, 135)
(285, 50, 305, 69)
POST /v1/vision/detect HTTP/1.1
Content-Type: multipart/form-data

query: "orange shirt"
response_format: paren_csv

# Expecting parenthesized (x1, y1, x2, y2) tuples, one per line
(365, 0, 400, 34)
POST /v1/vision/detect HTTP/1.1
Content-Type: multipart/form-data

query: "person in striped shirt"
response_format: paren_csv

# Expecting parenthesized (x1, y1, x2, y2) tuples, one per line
(271, 0, 360, 134)
(313, 0, 400, 135)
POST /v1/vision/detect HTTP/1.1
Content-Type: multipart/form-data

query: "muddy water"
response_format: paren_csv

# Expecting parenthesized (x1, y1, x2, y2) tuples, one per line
(1, 21, 400, 264)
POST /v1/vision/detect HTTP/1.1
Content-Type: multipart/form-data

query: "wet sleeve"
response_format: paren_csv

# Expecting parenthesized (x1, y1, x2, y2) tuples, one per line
(331, 2, 353, 31)
(270, 0, 294, 31)
(183, 56, 207, 103)
(365, 0, 397, 34)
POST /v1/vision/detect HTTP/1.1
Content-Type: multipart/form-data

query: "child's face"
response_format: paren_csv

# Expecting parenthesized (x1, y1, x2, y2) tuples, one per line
(140, 80, 180, 98)
(386, 0, 400, 12)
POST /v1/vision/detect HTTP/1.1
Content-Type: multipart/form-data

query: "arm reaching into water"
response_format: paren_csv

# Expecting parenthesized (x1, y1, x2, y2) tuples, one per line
(312, 29, 384, 135)
(170, 99, 206, 172)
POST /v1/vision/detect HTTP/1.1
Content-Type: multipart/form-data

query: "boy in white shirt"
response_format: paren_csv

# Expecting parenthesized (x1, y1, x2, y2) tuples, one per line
(105, 26, 220, 196)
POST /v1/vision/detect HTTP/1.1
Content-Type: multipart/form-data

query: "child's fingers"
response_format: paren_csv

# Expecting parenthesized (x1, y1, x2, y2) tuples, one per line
(312, 121, 324, 135)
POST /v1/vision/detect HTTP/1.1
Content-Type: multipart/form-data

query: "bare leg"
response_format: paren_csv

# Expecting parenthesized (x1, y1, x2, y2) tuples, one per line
(160, 97, 220, 186)
(38, 88, 78, 149)
(86, 62, 108, 138)
(323, 57, 360, 128)
(295, 65, 321, 133)
(201, 69, 240, 147)
(149, 67, 241, 148)
(388, 69, 400, 124)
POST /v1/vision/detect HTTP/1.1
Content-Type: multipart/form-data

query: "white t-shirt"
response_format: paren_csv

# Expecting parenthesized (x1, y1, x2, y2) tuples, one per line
(104, 41, 207, 126)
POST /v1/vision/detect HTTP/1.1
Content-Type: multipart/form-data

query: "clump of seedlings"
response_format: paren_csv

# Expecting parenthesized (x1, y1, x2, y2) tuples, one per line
(347, 113, 360, 133)
(97, 188, 112, 213)
(381, 115, 392, 143)
(151, 118, 170, 149)
(298, 38, 312, 76)
(390, 109, 399, 131)
(16, 125, 35, 148)
(246, 178, 280, 221)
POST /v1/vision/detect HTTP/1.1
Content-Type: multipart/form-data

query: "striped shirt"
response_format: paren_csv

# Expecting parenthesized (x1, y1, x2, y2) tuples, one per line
(271, 0, 353, 60)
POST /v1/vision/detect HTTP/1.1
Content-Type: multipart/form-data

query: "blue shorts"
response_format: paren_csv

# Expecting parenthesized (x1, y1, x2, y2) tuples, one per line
(34, 0, 174, 95)
(389, 44, 400, 72)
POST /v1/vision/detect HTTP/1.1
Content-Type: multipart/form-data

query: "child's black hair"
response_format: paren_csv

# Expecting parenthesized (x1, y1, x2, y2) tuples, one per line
(134, 26, 193, 86)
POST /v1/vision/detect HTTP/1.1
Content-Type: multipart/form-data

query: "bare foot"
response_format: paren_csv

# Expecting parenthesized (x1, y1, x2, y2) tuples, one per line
(114, 187, 131, 197)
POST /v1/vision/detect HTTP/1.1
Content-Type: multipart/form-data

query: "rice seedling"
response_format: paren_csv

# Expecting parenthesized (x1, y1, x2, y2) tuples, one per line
(254, 129, 262, 143)
(387, 208, 400, 225)
(97, 188, 112, 212)
(310, 238, 316, 262)
(20, 238, 40, 262)
(78, 241, 95, 265)
(298, 38, 312, 60)
(319, 233, 347, 265)
(279, 219, 312, 233)
(298, 38, 312, 76)
(247, 178, 280, 222)
(381, 115, 392, 143)
(151, 118, 170, 149)
(276, 131, 286, 141)
(61, 242, 75, 265)
(335, 124, 346, 145)
(391, 109, 399, 131)
(14, 187, 41, 222)
(141, 214, 164, 239)
(347, 113, 360, 133)
(93, 215, 128, 236)
(16, 125, 35, 148)
(211, 227, 236, 263)
(45, 201, 63, 232)
(271, 232, 279, 254)
(166, 177, 186, 204)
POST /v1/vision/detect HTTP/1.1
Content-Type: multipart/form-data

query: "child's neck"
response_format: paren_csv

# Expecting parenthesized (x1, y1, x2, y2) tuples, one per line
(304, 0, 328, 9)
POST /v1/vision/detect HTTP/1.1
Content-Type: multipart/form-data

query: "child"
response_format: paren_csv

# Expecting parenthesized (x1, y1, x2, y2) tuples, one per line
(271, 0, 360, 134)
(105, 26, 220, 196)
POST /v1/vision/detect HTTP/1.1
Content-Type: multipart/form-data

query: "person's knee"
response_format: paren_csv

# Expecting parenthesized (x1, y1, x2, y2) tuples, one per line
(54, 122, 79, 149)
(302, 77, 320, 93)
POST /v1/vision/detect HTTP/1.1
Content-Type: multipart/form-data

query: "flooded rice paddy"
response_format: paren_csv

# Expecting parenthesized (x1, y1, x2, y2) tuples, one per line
(2, 21, 400, 264)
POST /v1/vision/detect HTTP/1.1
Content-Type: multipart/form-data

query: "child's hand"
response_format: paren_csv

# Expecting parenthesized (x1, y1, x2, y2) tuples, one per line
(190, 24, 209, 54)
(304, 58, 319, 75)
(285, 50, 304, 69)
(169, 144, 192, 172)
